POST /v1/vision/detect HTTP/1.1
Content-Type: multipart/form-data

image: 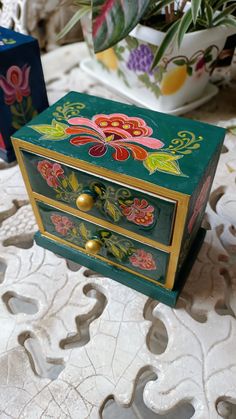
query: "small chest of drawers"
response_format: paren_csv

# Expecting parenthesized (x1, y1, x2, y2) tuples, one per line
(12, 92, 225, 306)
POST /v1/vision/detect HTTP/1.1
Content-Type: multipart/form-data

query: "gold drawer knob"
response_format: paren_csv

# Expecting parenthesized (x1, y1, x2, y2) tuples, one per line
(85, 239, 102, 255)
(76, 193, 94, 212)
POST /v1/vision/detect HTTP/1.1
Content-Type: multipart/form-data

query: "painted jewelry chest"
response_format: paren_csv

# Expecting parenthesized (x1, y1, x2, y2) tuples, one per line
(12, 92, 225, 306)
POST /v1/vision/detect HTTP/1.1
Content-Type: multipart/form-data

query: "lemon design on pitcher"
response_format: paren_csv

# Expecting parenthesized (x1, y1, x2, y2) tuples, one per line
(96, 48, 118, 71)
(161, 65, 188, 95)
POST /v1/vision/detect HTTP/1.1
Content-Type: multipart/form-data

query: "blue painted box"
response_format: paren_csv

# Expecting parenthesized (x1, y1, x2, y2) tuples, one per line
(0, 27, 48, 162)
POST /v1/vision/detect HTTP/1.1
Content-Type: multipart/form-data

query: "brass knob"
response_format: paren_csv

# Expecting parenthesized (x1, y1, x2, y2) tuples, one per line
(76, 193, 94, 212)
(85, 239, 102, 255)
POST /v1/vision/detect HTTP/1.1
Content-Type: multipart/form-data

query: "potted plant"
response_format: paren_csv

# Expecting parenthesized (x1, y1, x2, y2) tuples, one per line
(59, 1, 236, 111)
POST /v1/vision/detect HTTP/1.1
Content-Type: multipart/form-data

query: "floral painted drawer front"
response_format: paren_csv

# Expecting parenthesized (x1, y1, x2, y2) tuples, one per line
(22, 150, 176, 246)
(37, 201, 169, 285)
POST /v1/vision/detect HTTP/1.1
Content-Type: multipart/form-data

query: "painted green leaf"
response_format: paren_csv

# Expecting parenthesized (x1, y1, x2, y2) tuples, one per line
(79, 223, 89, 241)
(69, 172, 80, 192)
(125, 36, 139, 50)
(144, 152, 186, 176)
(173, 59, 187, 66)
(105, 240, 126, 261)
(61, 178, 68, 189)
(99, 230, 111, 239)
(30, 119, 69, 140)
(104, 200, 121, 222)
(92, 0, 149, 53)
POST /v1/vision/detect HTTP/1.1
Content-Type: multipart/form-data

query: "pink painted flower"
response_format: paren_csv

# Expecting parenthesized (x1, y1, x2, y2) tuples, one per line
(37, 160, 64, 188)
(0, 131, 5, 149)
(0, 64, 31, 105)
(120, 198, 154, 226)
(51, 214, 74, 235)
(68, 113, 164, 161)
(129, 249, 156, 270)
(188, 175, 212, 233)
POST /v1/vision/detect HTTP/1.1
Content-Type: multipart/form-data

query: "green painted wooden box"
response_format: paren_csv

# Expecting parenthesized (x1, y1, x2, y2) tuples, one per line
(12, 92, 225, 306)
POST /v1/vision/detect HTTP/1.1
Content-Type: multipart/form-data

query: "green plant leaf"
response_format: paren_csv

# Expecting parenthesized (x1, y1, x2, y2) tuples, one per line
(213, 4, 236, 25)
(177, 8, 192, 48)
(228, 126, 236, 136)
(104, 200, 121, 222)
(57, 6, 90, 39)
(214, 16, 236, 28)
(30, 119, 69, 140)
(144, 152, 186, 176)
(151, 18, 181, 69)
(205, 3, 213, 26)
(92, 0, 150, 53)
(69, 172, 80, 192)
(191, 0, 202, 25)
(143, 0, 175, 19)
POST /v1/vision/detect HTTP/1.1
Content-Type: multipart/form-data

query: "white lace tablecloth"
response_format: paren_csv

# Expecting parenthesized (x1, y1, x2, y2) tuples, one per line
(0, 43, 236, 419)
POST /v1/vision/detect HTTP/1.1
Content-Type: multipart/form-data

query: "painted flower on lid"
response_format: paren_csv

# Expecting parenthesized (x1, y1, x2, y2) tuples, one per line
(120, 198, 154, 226)
(68, 113, 164, 161)
(37, 160, 64, 188)
(0, 64, 31, 105)
(51, 214, 74, 236)
(129, 249, 156, 270)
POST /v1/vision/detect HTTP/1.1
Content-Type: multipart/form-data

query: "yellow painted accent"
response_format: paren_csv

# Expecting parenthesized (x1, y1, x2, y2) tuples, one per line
(76, 193, 94, 212)
(96, 48, 118, 70)
(161, 65, 188, 96)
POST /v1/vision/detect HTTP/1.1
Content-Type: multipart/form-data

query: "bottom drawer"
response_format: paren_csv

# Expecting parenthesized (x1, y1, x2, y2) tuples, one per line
(36, 201, 170, 286)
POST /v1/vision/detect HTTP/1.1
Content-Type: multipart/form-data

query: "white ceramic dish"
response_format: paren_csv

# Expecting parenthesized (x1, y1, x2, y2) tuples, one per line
(81, 58, 219, 116)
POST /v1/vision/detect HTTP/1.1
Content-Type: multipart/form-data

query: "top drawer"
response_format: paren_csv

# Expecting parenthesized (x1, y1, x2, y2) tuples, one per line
(22, 150, 176, 246)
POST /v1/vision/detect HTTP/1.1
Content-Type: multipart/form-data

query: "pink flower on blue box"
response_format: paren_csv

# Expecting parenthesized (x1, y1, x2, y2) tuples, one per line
(0, 26, 48, 162)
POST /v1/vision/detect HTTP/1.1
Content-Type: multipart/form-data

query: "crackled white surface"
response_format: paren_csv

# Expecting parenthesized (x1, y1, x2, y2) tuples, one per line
(0, 41, 236, 419)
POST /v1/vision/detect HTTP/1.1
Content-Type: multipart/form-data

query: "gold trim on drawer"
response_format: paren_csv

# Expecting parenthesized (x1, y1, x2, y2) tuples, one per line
(32, 192, 172, 252)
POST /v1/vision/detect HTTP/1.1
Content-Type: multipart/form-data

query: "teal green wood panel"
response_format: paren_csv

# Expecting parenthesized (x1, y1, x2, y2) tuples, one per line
(36, 200, 169, 285)
(13, 91, 226, 195)
(178, 144, 222, 270)
(23, 150, 176, 245)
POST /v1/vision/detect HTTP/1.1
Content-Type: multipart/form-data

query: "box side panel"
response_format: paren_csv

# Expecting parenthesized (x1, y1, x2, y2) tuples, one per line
(178, 143, 222, 270)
